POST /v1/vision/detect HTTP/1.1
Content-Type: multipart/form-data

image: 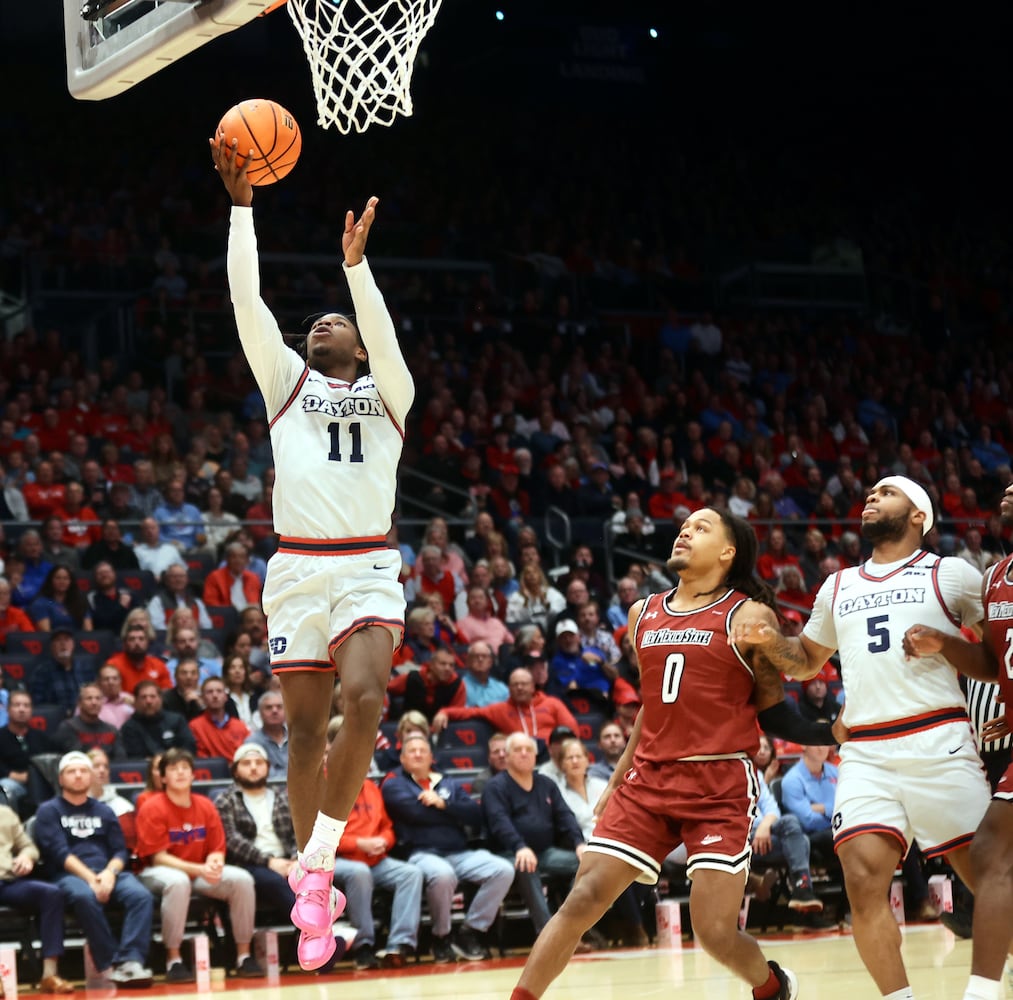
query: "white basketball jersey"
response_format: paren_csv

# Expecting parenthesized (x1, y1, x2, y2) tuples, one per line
(228, 207, 414, 541)
(805, 550, 983, 727)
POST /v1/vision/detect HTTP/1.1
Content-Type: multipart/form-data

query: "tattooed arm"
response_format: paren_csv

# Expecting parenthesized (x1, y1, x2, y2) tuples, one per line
(729, 600, 836, 681)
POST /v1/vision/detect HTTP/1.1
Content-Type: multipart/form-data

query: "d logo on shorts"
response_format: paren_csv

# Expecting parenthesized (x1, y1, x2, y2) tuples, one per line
(269, 636, 288, 655)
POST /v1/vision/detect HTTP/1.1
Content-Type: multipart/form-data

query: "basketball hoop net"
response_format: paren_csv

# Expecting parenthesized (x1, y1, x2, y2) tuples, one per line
(286, 0, 443, 134)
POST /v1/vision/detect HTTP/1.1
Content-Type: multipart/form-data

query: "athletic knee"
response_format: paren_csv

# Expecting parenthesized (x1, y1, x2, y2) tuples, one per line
(693, 916, 736, 961)
(341, 677, 386, 723)
(558, 876, 613, 920)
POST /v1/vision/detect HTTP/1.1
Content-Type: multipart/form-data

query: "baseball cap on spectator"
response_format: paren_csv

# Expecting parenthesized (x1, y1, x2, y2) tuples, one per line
(659, 469, 677, 480)
(555, 619, 578, 637)
(612, 678, 641, 706)
(801, 663, 837, 694)
(59, 751, 93, 774)
(549, 725, 576, 744)
(51, 626, 74, 640)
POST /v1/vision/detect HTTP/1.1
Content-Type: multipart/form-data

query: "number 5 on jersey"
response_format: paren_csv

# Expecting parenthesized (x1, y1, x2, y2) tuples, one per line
(328, 421, 363, 462)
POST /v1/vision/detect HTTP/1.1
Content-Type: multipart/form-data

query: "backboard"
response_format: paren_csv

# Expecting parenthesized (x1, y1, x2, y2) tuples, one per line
(64, 0, 281, 100)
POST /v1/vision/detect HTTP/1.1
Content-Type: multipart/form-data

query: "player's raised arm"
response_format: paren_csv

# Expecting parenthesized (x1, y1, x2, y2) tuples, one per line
(341, 197, 415, 424)
(212, 134, 303, 417)
(729, 600, 833, 681)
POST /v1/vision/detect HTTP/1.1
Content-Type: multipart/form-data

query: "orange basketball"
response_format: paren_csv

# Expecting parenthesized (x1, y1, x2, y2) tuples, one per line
(216, 99, 302, 186)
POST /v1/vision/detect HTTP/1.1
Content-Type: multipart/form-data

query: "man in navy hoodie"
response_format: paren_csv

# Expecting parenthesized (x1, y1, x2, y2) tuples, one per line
(33, 751, 155, 986)
(382, 733, 514, 963)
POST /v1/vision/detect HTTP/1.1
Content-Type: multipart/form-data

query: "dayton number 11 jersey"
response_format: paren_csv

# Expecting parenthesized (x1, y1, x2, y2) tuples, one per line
(227, 207, 414, 541)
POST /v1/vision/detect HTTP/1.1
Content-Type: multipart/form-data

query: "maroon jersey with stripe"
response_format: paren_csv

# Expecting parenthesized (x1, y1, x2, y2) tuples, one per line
(983, 554, 1013, 725)
(632, 588, 758, 764)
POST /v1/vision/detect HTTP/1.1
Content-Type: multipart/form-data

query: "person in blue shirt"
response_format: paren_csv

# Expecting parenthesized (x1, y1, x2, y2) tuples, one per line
(462, 641, 509, 708)
(152, 480, 206, 553)
(780, 743, 839, 857)
(548, 619, 609, 696)
(750, 772, 823, 913)
(33, 751, 154, 985)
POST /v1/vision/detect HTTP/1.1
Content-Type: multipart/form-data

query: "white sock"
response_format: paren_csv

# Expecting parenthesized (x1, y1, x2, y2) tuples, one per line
(883, 990, 914, 1000)
(301, 812, 346, 861)
(961, 975, 1001, 1000)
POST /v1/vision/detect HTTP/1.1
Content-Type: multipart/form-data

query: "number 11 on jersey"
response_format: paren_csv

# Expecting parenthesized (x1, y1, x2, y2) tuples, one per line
(328, 421, 363, 462)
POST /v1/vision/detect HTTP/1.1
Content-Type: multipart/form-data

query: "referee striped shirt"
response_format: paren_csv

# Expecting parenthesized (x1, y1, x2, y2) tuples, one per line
(966, 677, 1012, 752)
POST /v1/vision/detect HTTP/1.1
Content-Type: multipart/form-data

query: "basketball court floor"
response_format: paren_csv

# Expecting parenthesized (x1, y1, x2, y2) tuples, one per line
(125, 925, 988, 1000)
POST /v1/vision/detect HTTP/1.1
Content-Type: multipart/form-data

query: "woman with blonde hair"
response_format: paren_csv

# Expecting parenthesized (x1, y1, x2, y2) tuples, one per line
(506, 564, 565, 633)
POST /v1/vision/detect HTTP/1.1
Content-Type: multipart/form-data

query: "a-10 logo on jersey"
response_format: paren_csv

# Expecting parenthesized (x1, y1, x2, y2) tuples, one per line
(302, 394, 386, 418)
(988, 599, 1013, 621)
(838, 588, 924, 616)
(268, 636, 288, 655)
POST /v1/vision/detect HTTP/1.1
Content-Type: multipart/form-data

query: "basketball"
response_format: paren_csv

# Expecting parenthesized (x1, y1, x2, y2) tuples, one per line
(216, 99, 302, 186)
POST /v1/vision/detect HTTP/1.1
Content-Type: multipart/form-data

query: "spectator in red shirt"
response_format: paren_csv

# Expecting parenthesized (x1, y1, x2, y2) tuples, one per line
(431, 667, 578, 747)
(242, 483, 275, 556)
(105, 620, 173, 693)
(202, 542, 262, 612)
(953, 487, 988, 537)
(35, 408, 71, 455)
(756, 526, 802, 583)
(396, 644, 466, 722)
(23, 461, 66, 521)
(647, 468, 692, 521)
(775, 564, 814, 613)
(135, 748, 264, 981)
(406, 546, 462, 613)
(54, 481, 101, 548)
(0, 577, 34, 649)
(189, 677, 250, 759)
(488, 464, 530, 530)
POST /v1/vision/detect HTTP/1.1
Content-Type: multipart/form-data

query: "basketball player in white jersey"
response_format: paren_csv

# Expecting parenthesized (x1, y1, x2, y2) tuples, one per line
(733, 476, 991, 1000)
(211, 136, 414, 970)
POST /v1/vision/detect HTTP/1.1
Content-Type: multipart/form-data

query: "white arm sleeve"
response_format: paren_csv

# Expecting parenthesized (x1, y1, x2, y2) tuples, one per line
(227, 206, 306, 419)
(343, 257, 415, 425)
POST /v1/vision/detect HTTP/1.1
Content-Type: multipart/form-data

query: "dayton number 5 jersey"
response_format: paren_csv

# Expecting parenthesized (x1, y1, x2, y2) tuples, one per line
(805, 551, 983, 728)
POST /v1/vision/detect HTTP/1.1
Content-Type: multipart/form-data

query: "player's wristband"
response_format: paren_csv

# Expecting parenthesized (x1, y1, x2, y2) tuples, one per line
(757, 701, 837, 745)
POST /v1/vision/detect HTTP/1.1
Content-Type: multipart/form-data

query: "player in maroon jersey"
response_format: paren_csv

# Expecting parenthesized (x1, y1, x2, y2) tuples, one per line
(509, 508, 835, 1000)
(904, 479, 1013, 1000)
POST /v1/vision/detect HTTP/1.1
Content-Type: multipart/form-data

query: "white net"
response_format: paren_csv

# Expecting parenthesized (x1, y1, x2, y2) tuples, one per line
(286, 0, 444, 134)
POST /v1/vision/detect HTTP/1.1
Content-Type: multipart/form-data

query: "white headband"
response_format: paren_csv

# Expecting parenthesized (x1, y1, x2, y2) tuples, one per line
(875, 476, 934, 535)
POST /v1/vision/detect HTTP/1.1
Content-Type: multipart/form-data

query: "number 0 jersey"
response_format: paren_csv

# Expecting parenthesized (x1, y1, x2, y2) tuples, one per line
(632, 588, 759, 764)
(227, 207, 414, 541)
(805, 550, 983, 730)
(983, 554, 1013, 726)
